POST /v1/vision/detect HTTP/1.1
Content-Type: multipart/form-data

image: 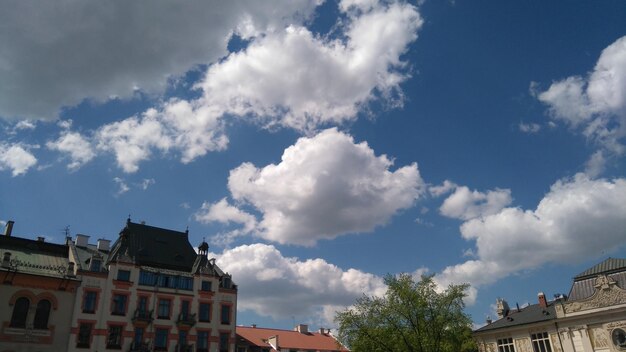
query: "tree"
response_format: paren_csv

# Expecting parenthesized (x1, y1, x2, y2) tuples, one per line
(335, 274, 477, 352)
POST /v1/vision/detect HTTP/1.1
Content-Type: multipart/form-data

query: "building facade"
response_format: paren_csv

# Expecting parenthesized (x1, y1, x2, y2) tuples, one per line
(1, 219, 237, 352)
(474, 258, 626, 352)
(0, 221, 81, 351)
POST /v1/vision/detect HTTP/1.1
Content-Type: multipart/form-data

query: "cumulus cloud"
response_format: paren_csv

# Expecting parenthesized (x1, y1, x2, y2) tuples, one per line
(213, 243, 386, 324)
(140, 178, 155, 190)
(46, 130, 95, 170)
(218, 128, 423, 246)
(0, 0, 322, 121)
(429, 180, 458, 197)
(197, 0, 422, 131)
(195, 198, 258, 246)
(519, 122, 541, 134)
(538, 35, 626, 159)
(439, 186, 513, 221)
(0, 143, 37, 176)
(436, 174, 626, 299)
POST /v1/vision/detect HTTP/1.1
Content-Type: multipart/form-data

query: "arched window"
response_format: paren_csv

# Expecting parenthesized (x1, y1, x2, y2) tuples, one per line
(33, 299, 51, 329)
(10, 297, 29, 328)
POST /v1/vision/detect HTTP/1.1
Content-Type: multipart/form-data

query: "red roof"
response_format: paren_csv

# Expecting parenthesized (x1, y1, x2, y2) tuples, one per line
(237, 326, 349, 351)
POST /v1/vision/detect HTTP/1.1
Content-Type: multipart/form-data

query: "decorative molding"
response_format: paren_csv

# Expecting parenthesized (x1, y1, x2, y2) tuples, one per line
(591, 327, 610, 349)
(514, 337, 532, 352)
(550, 333, 562, 352)
(563, 275, 626, 313)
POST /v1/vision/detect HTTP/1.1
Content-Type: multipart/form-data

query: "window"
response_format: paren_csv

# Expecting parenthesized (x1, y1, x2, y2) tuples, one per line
(158, 298, 171, 319)
(33, 299, 51, 329)
(199, 302, 211, 322)
(178, 330, 188, 347)
(137, 296, 148, 313)
(180, 300, 190, 320)
(139, 270, 157, 286)
(155, 328, 168, 350)
(220, 332, 230, 352)
(613, 328, 626, 349)
(221, 276, 231, 289)
(201, 280, 212, 291)
(77, 323, 92, 348)
(112, 294, 127, 315)
(107, 325, 123, 349)
(10, 297, 29, 328)
(90, 258, 102, 272)
(117, 269, 131, 281)
(531, 332, 552, 352)
(497, 337, 516, 352)
(134, 327, 144, 348)
(197, 331, 209, 352)
(179, 276, 193, 290)
(83, 291, 97, 313)
(220, 304, 231, 325)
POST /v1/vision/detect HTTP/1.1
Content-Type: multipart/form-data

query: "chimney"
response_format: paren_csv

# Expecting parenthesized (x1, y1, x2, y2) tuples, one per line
(319, 327, 326, 334)
(296, 324, 308, 334)
(496, 298, 510, 319)
(37, 236, 45, 242)
(2, 252, 11, 268)
(67, 262, 75, 276)
(97, 239, 110, 251)
(486, 316, 492, 325)
(4, 220, 14, 237)
(75, 234, 89, 247)
(252, 324, 256, 328)
(268, 335, 279, 351)
(538, 292, 547, 308)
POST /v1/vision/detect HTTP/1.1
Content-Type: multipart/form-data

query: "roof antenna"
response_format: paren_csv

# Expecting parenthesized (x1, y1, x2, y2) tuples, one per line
(127, 214, 131, 224)
(186, 225, 189, 234)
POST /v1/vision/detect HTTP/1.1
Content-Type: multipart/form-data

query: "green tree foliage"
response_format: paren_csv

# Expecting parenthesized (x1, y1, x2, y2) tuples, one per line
(335, 274, 477, 352)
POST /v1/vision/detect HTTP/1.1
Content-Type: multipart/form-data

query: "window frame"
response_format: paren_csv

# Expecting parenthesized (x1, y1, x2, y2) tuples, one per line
(82, 290, 98, 314)
(497, 337, 516, 352)
(76, 322, 94, 348)
(117, 269, 131, 282)
(157, 298, 171, 319)
(220, 304, 231, 325)
(154, 327, 169, 351)
(10, 297, 30, 328)
(111, 293, 128, 316)
(33, 299, 51, 329)
(530, 332, 553, 352)
(199, 302, 212, 322)
(106, 324, 124, 349)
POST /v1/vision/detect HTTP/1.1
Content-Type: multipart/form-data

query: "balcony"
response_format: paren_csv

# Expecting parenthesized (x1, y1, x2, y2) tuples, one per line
(131, 309, 153, 326)
(128, 341, 151, 352)
(176, 312, 196, 328)
(175, 344, 194, 352)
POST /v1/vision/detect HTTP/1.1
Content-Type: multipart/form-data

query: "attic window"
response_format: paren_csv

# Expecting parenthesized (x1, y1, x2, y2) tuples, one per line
(90, 258, 102, 272)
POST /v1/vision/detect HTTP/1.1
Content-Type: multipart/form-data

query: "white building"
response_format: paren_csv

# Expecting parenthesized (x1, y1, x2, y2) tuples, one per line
(474, 258, 626, 352)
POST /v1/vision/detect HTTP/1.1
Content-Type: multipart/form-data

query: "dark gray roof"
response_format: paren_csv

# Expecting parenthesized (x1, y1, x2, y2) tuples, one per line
(0, 235, 71, 279)
(569, 258, 626, 301)
(108, 221, 197, 271)
(474, 302, 556, 333)
(574, 258, 626, 279)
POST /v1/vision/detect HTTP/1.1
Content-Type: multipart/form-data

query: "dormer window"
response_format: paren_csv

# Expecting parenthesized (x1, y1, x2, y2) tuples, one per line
(221, 276, 231, 289)
(90, 258, 102, 272)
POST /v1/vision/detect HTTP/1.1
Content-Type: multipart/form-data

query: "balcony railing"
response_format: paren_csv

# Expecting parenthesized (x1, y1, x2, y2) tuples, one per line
(129, 341, 151, 352)
(131, 309, 153, 325)
(176, 312, 196, 327)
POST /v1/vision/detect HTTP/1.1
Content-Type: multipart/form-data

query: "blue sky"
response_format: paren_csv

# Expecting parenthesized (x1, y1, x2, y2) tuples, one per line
(1, 0, 626, 329)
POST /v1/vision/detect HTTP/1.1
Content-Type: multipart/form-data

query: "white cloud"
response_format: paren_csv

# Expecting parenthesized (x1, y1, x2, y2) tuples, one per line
(113, 177, 130, 196)
(213, 243, 386, 324)
(0, 1, 322, 121)
(15, 120, 36, 130)
(585, 150, 606, 178)
(197, 0, 422, 131)
(436, 174, 626, 298)
(46, 130, 95, 170)
(224, 128, 424, 246)
(429, 180, 458, 197)
(518, 122, 541, 134)
(140, 178, 155, 190)
(195, 198, 258, 246)
(538, 35, 626, 156)
(439, 186, 513, 220)
(0, 143, 37, 176)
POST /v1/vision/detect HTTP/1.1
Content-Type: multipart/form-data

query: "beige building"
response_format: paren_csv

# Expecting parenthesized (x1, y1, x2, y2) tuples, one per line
(474, 258, 626, 352)
(66, 219, 238, 352)
(0, 221, 81, 352)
